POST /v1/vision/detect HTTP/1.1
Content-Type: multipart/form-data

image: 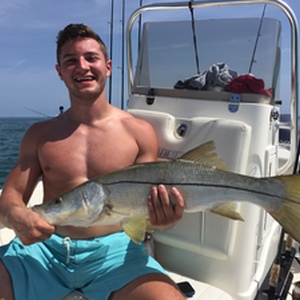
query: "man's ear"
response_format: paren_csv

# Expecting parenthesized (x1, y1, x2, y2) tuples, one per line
(55, 64, 63, 80)
(106, 60, 112, 78)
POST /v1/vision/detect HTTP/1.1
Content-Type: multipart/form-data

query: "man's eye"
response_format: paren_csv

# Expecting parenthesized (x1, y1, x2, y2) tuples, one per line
(67, 59, 76, 64)
(63, 58, 76, 66)
(87, 56, 98, 62)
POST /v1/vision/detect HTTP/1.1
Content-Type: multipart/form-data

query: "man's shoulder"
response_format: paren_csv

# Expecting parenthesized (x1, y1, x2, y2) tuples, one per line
(115, 109, 149, 126)
(23, 117, 64, 143)
(121, 113, 154, 133)
(27, 117, 58, 132)
(109, 106, 156, 138)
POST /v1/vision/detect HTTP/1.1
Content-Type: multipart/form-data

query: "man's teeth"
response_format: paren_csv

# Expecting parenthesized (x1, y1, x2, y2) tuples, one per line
(76, 76, 94, 82)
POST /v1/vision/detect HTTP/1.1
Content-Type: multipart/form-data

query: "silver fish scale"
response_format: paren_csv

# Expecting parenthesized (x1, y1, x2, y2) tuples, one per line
(98, 160, 279, 193)
(96, 160, 286, 212)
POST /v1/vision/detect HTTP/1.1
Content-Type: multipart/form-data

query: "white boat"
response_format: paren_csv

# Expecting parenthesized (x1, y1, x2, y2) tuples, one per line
(1, 0, 299, 299)
(126, 0, 300, 299)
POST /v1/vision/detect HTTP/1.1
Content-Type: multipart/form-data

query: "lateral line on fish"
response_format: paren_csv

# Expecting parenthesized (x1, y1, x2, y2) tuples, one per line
(105, 181, 285, 203)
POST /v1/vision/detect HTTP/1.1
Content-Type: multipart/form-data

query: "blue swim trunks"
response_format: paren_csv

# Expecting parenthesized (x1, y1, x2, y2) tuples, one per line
(0, 232, 166, 300)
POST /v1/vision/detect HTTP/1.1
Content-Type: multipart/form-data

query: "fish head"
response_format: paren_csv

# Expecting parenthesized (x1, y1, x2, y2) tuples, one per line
(32, 181, 109, 226)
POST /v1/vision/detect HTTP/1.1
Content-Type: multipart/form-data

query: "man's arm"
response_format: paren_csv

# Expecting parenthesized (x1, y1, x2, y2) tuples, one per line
(0, 125, 55, 245)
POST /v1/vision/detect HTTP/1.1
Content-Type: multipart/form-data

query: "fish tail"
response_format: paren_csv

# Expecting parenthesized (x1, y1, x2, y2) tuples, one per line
(270, 174, 300, 243)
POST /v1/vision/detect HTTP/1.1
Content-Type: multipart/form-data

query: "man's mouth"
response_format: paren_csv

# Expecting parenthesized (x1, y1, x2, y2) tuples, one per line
(75, 76, 95, 82)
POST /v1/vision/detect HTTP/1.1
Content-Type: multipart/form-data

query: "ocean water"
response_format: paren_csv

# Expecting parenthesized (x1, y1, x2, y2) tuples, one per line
(0, 117, 43, 187)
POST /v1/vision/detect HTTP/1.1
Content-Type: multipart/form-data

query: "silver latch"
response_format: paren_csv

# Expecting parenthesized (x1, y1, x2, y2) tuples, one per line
(270, 107, 280, 121)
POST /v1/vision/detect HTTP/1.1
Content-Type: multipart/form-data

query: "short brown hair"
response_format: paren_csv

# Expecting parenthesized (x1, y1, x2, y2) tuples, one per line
(56, 23, 108, 64)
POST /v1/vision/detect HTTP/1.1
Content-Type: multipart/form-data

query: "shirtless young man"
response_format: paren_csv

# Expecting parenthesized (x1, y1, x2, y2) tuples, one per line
(0, 24, 185, 299)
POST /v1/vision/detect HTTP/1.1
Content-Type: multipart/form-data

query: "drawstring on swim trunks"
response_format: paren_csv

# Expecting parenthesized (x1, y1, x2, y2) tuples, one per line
(62, 237, 72, 265)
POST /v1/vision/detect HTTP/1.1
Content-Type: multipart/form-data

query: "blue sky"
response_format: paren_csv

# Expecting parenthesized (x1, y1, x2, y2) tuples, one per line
(0, 0, 299, 117)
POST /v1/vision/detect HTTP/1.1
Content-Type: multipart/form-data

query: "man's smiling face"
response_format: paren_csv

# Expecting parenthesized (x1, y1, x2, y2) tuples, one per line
(56, 37, 111, 102)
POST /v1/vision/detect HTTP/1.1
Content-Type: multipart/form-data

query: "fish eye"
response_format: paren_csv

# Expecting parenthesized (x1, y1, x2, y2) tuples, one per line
(54, 198, 62, 204)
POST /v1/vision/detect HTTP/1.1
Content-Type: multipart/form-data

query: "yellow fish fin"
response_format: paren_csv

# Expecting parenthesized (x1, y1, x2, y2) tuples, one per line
(178, 141, 228, 171)
(104, 201, 131, 217)
(110, 208, 131, 216)
(270, 174, 300, 243)
(210, 202, 244, 221)
(122, 216, 154, 245)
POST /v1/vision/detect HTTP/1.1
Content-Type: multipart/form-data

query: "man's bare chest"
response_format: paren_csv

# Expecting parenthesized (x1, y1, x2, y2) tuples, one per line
(38, 128, 139, 182)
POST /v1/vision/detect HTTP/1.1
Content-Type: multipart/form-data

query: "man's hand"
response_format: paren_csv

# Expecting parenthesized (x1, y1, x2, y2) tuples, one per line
(6, 206, 55, 245)
(147, 185, 184, 231)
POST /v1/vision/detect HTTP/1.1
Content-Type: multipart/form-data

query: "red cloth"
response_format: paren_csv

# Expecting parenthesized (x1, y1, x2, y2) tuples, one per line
(226, 74, 272, 97)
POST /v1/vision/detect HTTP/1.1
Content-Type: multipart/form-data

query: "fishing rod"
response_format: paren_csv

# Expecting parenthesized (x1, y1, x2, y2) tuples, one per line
(138, 0, 143, 53)
(121, 0, 125, 110)
(23, 107, 52, 118)
(108, 0, 114, 104)
(188, 0, 200, 75)
(248, 4, 267, 74)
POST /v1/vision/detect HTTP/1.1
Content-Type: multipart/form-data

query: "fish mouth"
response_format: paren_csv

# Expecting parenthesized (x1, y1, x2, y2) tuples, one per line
(32, 206, 52, 222)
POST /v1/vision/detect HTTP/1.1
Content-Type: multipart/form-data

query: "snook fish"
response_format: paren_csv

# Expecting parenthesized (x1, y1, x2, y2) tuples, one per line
(30, 141, 300, 244)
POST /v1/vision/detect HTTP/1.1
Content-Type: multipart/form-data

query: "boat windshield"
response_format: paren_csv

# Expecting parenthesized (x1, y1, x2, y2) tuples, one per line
(133, 18, 281, 97)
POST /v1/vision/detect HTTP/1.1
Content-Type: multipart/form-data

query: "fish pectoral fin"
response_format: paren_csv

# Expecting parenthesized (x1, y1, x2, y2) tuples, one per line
(178, 141, 228, 171)
(210, 202, 244, 221)
(122, 217, 154, 245)
(110, 208, 131, 216)
(102, 201, 131, 217)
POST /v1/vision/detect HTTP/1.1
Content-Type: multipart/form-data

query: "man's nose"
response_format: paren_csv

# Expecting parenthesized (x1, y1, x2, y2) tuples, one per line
(77, 57, 89, 70)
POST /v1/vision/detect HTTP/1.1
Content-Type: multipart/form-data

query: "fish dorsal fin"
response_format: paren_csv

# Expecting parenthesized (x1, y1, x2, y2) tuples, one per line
(178, 141, 228, 171)
(210, 202, 244, 221)
(122, 216, 154, 244)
